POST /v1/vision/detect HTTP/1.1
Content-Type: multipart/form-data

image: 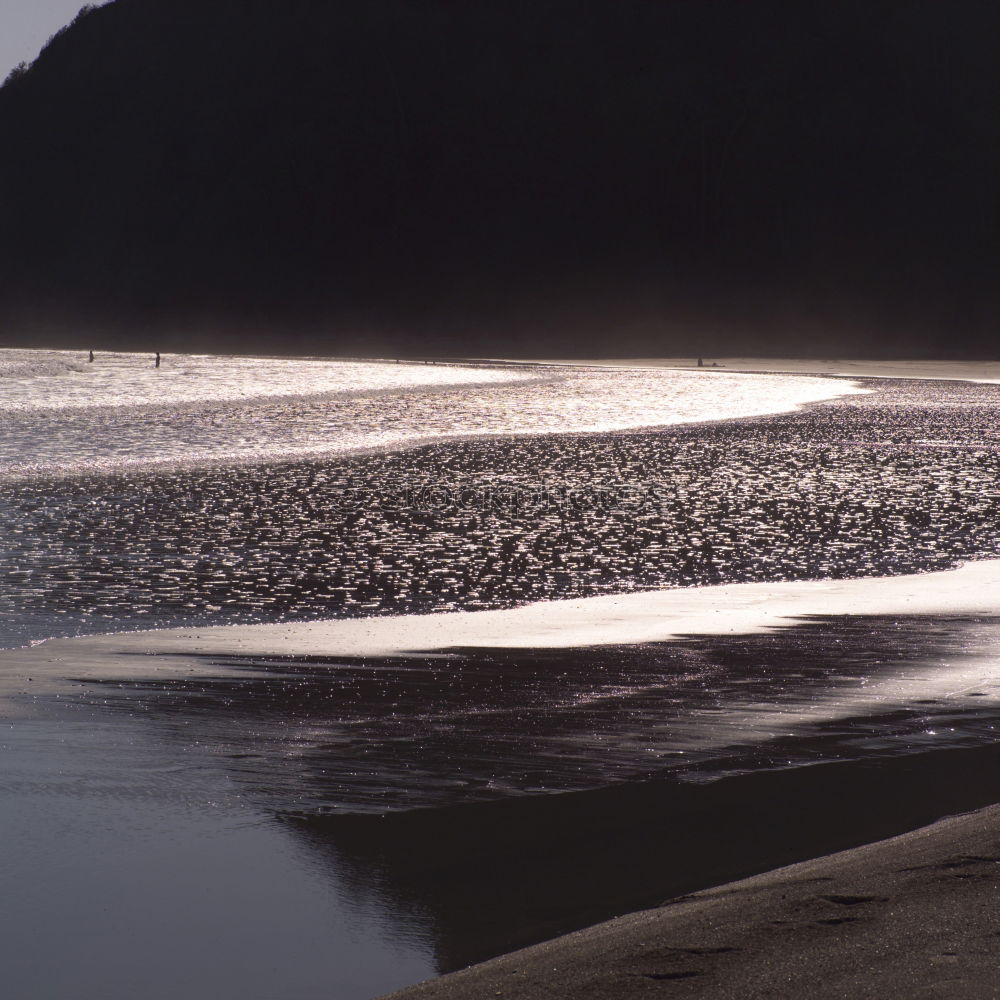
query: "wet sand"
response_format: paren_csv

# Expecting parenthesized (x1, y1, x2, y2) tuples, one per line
(322, 739, 1000, 977)
(6, 618, 996, 999)
(3, 365, 999, 997)
(507, 357, 1000, 383)
(3, 584, 997, 982)
(382, 799, 1000, 999)
(3, 376, 999, 649)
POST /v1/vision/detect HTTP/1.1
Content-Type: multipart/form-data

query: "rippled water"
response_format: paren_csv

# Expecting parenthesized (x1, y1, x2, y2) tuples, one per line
(0, 349, 530, 410)
(2, 376, 997, 649)
(0, 349, 853, 479)
(0, 350, 865, 646)
(3, 353, 1000, 999)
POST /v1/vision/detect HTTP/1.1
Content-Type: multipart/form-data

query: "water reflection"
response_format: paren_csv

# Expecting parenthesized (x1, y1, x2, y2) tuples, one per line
(81, 614, 1000, 812)
(308, 738, 1000, 974)
(0, 350, 529, 413)
(0, 719, 436, 1000)
(0, 354, 841, 478)
(2, 378, 999, 648)
(75, 614, 1000, 974)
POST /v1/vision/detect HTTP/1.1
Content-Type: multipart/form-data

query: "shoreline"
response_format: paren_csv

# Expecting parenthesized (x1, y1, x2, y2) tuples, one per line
(3, 560, 997, 987)
(488, 356, 1000, 384)
(2, 356, 999, 997)
(381, 794, 1000, 999)
(5, 616, 998, 996)
(0, 350, 863, 488)
(4, 558, 999, 704)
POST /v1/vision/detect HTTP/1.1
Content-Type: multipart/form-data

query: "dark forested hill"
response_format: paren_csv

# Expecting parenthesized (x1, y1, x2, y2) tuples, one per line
(0, 0, 996, 356)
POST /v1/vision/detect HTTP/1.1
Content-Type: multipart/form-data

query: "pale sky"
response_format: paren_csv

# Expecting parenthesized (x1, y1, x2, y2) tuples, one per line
(0, 0, 109, 82)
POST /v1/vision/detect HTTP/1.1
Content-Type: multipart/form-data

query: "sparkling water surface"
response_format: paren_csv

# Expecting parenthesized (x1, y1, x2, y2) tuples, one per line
(0, 349, 529, 411)
(1, 375, 997, 650)
(0, 349, 854, 478)
(3, 350, 1000, 1000)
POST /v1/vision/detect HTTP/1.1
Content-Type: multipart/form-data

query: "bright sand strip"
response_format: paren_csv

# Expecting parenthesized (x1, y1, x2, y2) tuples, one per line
(381, 803, 1000, 1000)
(4, 559, 1000, 710)
(498, 358, 1000, 383)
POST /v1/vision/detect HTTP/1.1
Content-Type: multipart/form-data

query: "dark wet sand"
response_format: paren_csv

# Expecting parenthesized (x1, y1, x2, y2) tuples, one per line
(382, 800, 1000, 999)
(66, 612, 1000, 813)
(4, 372, 999, 998)
(320, 741, 1000, 976)
(69, 616, 1000, 977)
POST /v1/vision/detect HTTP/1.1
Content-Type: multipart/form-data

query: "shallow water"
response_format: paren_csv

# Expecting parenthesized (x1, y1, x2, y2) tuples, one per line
(0, 717, 433, 1000)
(77, 614, 1000, 813)
(0, 349, 532, 411)
(0, 350, 850, 480)
(1, 377, 997, 649)
(4, 612, 998, 995)
(3, 357, 1000, 999)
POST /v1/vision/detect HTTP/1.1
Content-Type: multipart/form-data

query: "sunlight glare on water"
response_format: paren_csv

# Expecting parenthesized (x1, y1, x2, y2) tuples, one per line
(0, 349, 860, 478)
(0, 349, 529, 410)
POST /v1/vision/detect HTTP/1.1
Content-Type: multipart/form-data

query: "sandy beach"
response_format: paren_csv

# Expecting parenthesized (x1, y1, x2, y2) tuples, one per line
(5, 558, 999, 705)
(2, 357, 998, 998)
(382, 800, 1000, 999)
(4, 559, 997, 992)
(502, 357, 1000, 384)
(0, 0, 993, 993)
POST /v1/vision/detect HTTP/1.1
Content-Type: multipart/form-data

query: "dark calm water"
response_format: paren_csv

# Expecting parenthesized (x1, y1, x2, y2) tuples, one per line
(73, 613, 1000, 813)
(6, 612, 997, 994)
(2, 357, 1000, 999)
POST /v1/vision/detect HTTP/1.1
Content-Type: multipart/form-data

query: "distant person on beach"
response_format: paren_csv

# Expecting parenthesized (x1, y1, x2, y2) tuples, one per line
(88, 350, 94, 363)
(697, 357, 704, 367)
(154, 352, 161, 368)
